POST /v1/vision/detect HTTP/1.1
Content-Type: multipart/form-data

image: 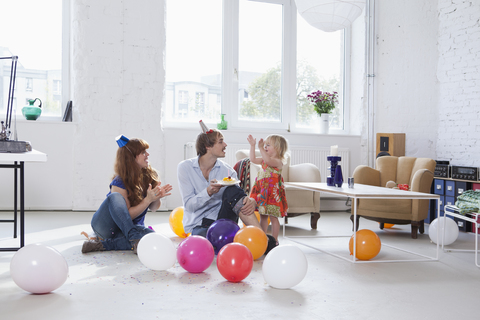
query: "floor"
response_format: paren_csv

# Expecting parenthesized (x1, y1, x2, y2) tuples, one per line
(1, 210, 479, 320)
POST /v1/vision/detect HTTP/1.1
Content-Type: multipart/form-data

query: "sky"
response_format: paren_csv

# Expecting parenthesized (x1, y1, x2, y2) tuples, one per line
(166, 0, 342, 83)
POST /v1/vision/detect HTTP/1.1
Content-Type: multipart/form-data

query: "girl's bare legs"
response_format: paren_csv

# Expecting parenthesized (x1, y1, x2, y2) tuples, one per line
(260, 215, 270, 234)
(270, 216, 280, 244)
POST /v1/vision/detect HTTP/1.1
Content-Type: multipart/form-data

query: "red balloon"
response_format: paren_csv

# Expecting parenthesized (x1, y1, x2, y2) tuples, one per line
(216, 243, 253, 283)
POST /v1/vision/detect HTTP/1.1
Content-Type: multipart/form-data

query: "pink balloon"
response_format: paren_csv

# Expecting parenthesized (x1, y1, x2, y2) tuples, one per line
(176, 236, 215, 273)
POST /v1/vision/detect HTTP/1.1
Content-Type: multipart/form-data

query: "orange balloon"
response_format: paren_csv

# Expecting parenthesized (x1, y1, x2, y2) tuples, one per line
(169, 207, 189, 238)
(384, 223, 394, 229)
(234, 225, 268, 260)
(349, 229, 381, 260)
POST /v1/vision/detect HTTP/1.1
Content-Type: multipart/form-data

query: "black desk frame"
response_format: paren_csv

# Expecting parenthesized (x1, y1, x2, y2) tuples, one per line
(0, 161, 25, 251)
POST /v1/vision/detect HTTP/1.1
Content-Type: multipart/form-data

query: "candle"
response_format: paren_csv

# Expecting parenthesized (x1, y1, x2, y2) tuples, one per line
(330, 145, 338, 156)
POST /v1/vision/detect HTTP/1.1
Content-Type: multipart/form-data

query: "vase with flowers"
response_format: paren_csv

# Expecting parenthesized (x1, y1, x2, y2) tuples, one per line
(307, 90, 338, 134)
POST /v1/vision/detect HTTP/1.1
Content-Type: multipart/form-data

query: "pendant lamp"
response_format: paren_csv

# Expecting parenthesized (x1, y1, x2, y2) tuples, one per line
(295, 0, 366, 32)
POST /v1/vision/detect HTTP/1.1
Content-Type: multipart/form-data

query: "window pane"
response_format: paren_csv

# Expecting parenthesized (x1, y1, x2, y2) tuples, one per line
(238, 1, 282, 123)
(296, 13, 344, 130)
(0, 0, 62, 117)
(165, 0, 222, 125)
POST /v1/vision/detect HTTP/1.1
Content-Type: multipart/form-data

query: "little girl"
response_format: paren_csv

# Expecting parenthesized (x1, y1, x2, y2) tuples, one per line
(247, 134, 288, 246)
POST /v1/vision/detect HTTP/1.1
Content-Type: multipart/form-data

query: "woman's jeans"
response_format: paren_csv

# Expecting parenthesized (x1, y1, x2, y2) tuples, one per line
(91, 192, 153, 250)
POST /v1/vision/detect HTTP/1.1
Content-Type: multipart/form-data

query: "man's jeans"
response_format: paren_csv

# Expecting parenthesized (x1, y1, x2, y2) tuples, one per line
(192, 185, 246, 237)
(91, 192, 153, 250)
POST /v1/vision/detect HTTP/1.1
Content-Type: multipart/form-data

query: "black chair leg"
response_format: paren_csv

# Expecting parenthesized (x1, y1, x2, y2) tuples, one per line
(350, 215, 360, 231)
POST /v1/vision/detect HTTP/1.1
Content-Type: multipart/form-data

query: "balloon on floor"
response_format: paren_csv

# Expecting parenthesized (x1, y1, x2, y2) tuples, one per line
(428, 217, 459, 245)
(10, 244, 69, 294)
(169, 207, 189, 238)
(206, 219, 240, 254)
(177, 235, 215, 273)
(233, 225, 268, 260)
(349, 229, 382, 260)
(137, 233, 176, 271)
(262, 244, 308, 289)
(217, 242, 253, 283)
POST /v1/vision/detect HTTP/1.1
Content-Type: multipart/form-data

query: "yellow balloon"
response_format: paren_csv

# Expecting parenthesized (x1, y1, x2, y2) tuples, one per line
(169, 207, 189, 238)
(254, 210, 270, 225)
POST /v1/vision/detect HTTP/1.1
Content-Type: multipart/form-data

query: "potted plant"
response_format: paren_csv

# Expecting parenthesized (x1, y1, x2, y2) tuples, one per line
(307, 90, 338, 134)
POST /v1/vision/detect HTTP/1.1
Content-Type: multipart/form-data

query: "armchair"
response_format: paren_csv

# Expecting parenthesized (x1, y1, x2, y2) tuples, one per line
(235, 150, 321, 229)
(352, 156, 436, 239)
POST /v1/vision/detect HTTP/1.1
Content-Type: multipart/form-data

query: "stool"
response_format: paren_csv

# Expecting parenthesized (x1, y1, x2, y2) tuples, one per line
(444, 205, 479, 267)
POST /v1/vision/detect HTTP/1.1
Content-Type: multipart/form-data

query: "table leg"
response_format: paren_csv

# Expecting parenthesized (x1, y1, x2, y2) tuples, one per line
(20, 161, 25, 248)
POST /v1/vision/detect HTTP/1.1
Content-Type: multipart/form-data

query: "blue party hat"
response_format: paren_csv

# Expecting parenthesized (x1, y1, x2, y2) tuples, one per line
(116, 135, 129, 148)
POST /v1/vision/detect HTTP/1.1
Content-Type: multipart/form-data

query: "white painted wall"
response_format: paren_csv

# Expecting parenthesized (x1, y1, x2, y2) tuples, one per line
(2, 0, 479, 211)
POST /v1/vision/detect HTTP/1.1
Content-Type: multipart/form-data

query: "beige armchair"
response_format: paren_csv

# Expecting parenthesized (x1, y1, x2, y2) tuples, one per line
(235, 150, 321, 229)
(352, 156, 436, 239)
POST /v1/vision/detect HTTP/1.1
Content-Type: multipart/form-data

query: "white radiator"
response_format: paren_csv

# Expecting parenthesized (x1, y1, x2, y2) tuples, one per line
(184, 142, 350, 182)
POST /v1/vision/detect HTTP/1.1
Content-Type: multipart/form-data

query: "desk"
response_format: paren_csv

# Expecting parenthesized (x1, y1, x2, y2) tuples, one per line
(0, 150, 47, 251)
(284, 182, 441, 263)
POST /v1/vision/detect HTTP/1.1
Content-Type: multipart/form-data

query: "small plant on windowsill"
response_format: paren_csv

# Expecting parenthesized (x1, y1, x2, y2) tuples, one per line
(307, 90, 338, 116)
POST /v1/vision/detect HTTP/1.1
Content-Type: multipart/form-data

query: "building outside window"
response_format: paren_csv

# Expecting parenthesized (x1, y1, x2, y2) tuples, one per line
(0, 0, 67, 119)
(165, 0, 347, 133)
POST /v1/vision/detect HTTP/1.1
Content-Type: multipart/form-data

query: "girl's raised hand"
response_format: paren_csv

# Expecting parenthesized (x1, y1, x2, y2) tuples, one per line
(247, 134, 256, 146)
(258, 138, 264, 149)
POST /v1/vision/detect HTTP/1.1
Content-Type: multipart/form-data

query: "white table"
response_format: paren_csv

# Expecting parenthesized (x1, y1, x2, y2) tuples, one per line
(284, 182, 441, 263)
(444, 204, 480, 267)
(0, 149, 47, 251)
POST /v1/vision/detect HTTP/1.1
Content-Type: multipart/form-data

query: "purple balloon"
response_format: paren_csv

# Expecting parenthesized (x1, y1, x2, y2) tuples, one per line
(206, 219, 240, 254)
(177, 236, 214, 273)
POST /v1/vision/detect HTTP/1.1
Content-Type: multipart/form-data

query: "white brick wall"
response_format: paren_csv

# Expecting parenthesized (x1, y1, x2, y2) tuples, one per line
(436, 0, 480, 166)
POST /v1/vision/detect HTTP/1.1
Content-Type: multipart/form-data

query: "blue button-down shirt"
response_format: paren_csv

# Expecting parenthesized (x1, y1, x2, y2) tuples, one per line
(177, 156, 237, 234)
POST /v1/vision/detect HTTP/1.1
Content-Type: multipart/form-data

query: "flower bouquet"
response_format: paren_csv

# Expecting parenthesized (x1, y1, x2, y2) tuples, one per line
(307, 90, 338, 115)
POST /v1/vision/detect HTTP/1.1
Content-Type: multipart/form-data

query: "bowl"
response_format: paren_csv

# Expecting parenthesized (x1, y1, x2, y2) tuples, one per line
(22, 106, 42, 120)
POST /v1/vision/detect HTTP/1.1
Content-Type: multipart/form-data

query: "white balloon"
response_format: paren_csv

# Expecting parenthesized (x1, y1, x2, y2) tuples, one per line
(137, 233, 176, 270)
(10, 244, 69, 294)
(429, 217, 459, 245)
(262, 244, 308, 289)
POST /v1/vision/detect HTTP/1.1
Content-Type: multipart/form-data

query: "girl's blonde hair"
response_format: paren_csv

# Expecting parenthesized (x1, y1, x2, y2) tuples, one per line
(265, 134, 288, 162)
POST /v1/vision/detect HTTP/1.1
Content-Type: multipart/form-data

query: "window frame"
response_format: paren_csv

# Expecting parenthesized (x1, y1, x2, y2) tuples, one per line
(164, 0, 350, 134)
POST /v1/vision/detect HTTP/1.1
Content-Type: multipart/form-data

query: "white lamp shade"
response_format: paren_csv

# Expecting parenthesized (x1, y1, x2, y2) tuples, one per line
(295, 0, 366, 32)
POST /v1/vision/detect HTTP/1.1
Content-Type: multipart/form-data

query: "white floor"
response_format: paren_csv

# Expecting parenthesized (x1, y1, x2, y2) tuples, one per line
(1, 210, 479, 320)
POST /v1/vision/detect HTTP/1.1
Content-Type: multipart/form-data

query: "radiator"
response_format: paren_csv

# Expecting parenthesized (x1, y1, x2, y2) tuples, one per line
(184, 142, 350, 181)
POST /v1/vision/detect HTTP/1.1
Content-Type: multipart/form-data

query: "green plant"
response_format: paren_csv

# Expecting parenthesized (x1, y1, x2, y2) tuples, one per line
(307, 90, 338, 115)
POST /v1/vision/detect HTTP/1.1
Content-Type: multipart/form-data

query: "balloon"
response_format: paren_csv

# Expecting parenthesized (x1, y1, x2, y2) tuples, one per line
(10, 244, 69, 294)
(217, 243, 253, 283)
(137, 233, 176, 270)
(177, 235, 215, 273)
(262, 244, 308, 289)
(428, 217, 459, 245)
(254, 211, 270, 225)
(169, 207, 189, 238)
(349, 229, 382, 260)
(234, 225, 268, 260)
(206, 219, 240, 254)
(382, 223, 394, 229)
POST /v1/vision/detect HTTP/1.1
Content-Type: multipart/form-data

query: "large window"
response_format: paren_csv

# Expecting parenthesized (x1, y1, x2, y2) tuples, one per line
(165, 0, 346, 133)
(0, 0, 69, 119)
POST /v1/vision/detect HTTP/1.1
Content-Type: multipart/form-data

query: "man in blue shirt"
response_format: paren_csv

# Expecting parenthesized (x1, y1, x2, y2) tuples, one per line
(177, 126, 263, 237)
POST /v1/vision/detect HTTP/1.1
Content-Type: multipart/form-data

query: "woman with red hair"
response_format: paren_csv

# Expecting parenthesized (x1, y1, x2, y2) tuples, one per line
(82, 135, 172, 253)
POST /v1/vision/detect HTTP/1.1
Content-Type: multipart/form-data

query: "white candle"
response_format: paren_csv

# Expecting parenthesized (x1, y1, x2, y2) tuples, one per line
(331, 145, 338, 156)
